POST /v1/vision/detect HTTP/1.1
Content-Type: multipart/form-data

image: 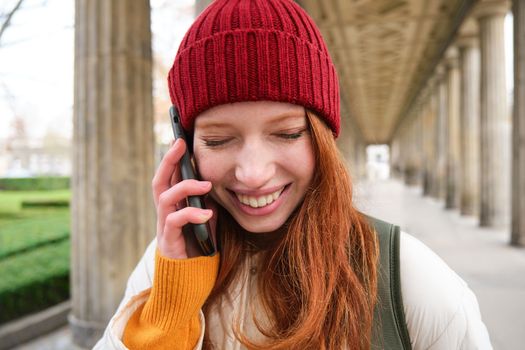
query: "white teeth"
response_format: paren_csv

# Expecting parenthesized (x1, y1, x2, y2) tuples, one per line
(235, 187, 285, 208)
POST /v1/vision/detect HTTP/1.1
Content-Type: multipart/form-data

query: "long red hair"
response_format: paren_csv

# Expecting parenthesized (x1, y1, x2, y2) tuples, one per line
(202, 109, 379, 349)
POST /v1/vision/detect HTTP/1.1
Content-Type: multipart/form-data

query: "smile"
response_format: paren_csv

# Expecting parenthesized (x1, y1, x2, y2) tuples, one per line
(234, 187, 285, 208)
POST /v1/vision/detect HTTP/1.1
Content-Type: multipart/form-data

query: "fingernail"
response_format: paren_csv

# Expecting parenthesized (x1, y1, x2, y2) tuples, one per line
(200, 181, 212, 188)
(198, 210, 213, 221)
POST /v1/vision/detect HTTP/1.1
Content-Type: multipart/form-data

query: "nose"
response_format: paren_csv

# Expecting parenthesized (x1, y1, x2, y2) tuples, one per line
(234, 141, 276, 189)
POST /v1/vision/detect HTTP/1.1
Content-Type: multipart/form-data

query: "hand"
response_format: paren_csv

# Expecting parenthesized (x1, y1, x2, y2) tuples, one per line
(151, 139, 217, 259)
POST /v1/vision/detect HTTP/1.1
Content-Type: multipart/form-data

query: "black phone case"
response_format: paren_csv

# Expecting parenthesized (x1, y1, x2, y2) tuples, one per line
(169, 106, 216, 256)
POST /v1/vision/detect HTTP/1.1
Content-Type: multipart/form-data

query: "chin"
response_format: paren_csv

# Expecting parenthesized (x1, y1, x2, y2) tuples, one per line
(237, 221, 283, 234)
(234, 215, 287, 234)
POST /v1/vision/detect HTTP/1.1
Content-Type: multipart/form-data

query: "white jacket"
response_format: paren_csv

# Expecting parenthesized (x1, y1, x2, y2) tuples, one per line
(94, 232, 492, 349)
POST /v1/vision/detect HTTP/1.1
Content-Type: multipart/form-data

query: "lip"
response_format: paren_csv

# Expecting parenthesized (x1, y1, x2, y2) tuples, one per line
(229, 184, 286, 197)
(228, 184, 291, 216)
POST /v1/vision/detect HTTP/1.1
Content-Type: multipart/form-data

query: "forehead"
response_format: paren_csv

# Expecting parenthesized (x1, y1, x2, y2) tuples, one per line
(194, 101, 305, 130)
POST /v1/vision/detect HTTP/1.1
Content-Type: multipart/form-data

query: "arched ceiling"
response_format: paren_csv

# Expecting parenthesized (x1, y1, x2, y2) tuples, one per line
(297, 0, 474, 144)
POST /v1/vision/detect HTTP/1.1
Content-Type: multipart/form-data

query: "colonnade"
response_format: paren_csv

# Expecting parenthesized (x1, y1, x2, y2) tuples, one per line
(393, 0, 525, 247)
(68, 0, 525, 348)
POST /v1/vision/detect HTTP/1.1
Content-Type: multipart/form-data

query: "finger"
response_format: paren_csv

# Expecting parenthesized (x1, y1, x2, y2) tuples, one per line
(152, 139, 186, 205)
(182, 224, 204, 258)
(170, 167, 180, 187)
(157, 180, 212, 232)
(154, 138, 185, 189)
(162, 207, 213, 246)
(164, 207, 213, 231)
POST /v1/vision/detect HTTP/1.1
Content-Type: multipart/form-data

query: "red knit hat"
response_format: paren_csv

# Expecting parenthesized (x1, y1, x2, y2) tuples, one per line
(168, 0, 340, 137)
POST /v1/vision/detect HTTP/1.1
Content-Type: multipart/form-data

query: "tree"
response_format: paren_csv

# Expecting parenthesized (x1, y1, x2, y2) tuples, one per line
(0, 0, 25, 45)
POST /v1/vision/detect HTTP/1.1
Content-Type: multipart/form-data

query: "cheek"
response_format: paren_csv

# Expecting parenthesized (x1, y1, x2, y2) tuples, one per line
(194, 153, 232, 205)
(194, 152, 227, 183)
(285, 142, 315, 182)
(303, 149, 316, 184)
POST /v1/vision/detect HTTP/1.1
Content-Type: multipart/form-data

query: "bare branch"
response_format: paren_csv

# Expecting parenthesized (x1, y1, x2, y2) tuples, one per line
(0, 0, 25, 45)
(0, 80, 18, 115)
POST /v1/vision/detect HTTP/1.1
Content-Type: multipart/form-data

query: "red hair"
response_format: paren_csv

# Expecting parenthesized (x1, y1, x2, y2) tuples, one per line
(203, 109, 379, 349)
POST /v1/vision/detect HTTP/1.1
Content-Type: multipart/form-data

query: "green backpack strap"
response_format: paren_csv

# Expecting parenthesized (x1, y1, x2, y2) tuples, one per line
(367, 215, 412, 350)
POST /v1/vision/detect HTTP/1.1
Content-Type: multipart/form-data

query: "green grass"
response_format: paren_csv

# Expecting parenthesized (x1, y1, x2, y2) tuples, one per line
(0, 208, 70, 259)
(0, 190, 71, 258)
(0, 190, 70, 214)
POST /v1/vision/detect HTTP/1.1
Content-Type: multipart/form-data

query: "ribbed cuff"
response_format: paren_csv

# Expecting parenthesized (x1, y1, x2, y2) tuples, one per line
(140, 250, 220, 331)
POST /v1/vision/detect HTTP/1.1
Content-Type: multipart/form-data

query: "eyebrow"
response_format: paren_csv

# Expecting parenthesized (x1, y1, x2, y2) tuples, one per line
(196, 121, 234, 130)
(269, 111, 305, 123)
(197, 111, 305, 130)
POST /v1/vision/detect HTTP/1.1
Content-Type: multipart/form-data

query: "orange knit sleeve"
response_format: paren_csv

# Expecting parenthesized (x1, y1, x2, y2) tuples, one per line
(123, 250, 220, 349)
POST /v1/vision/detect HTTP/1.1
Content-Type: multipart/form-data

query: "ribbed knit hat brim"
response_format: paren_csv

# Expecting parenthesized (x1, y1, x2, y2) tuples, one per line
(168, 0, 340, 137)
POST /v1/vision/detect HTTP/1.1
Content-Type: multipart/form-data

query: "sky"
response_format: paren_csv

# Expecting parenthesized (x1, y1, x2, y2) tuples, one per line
(0, 0, 74, 141)
(0, 0, 195, 142)
(0, 1, 515, 143)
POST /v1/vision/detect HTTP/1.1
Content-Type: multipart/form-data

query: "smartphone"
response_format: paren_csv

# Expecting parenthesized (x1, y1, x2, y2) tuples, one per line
(169, 106, 216, 256)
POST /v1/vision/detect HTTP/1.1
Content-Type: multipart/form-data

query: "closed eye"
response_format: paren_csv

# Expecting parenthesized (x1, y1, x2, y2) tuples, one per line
(201, 138, 232, 147)
(275, 129, 307, 140)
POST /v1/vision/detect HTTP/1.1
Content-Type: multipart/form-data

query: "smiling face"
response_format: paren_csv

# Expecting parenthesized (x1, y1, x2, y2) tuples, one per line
(193, 101, 315, 233)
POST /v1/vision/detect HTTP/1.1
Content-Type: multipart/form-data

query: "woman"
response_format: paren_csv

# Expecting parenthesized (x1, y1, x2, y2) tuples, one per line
(95, 0, 491, 349)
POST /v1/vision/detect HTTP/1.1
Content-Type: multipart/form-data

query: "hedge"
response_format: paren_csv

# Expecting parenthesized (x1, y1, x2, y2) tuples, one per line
(0, 209, 70, 260)
(0, 177, 70, 191)
(21, 199, 69, 208)
(0, 240, 70, 324)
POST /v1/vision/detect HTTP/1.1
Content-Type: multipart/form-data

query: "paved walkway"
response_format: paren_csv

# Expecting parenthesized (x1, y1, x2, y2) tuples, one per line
(12, 179, 525, 349)
(11, 326, 80, 350)
(355, 179, 525, 350)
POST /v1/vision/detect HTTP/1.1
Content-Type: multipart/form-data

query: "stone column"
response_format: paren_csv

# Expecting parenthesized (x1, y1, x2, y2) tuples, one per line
(414, 103, 426, 187)
(434, 64, 448, 201)
(336, 126, 354, 171)
(457, 33, 481, 216)
(444, 47, 461, 209)
(404, 129, 411, 183)
(414, 104, 425, 187)
(71, 1, 155, 347)
(336, 102, 358, 173)
(404, 110, 420, 186)
(423, 79, 437, 196)
(397, 136, 404, 180)
(512, 0, 525, 246)
(400, 125, 412, 184)
(475, 0, 511, 227)
(390, 137, 401, 179)
(406, 106, 423, 186)
(195, 0, 213, 16)
(337, 95, 368, 180)
(400, 104, 423, 187)
(356, 140, 368, 180)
